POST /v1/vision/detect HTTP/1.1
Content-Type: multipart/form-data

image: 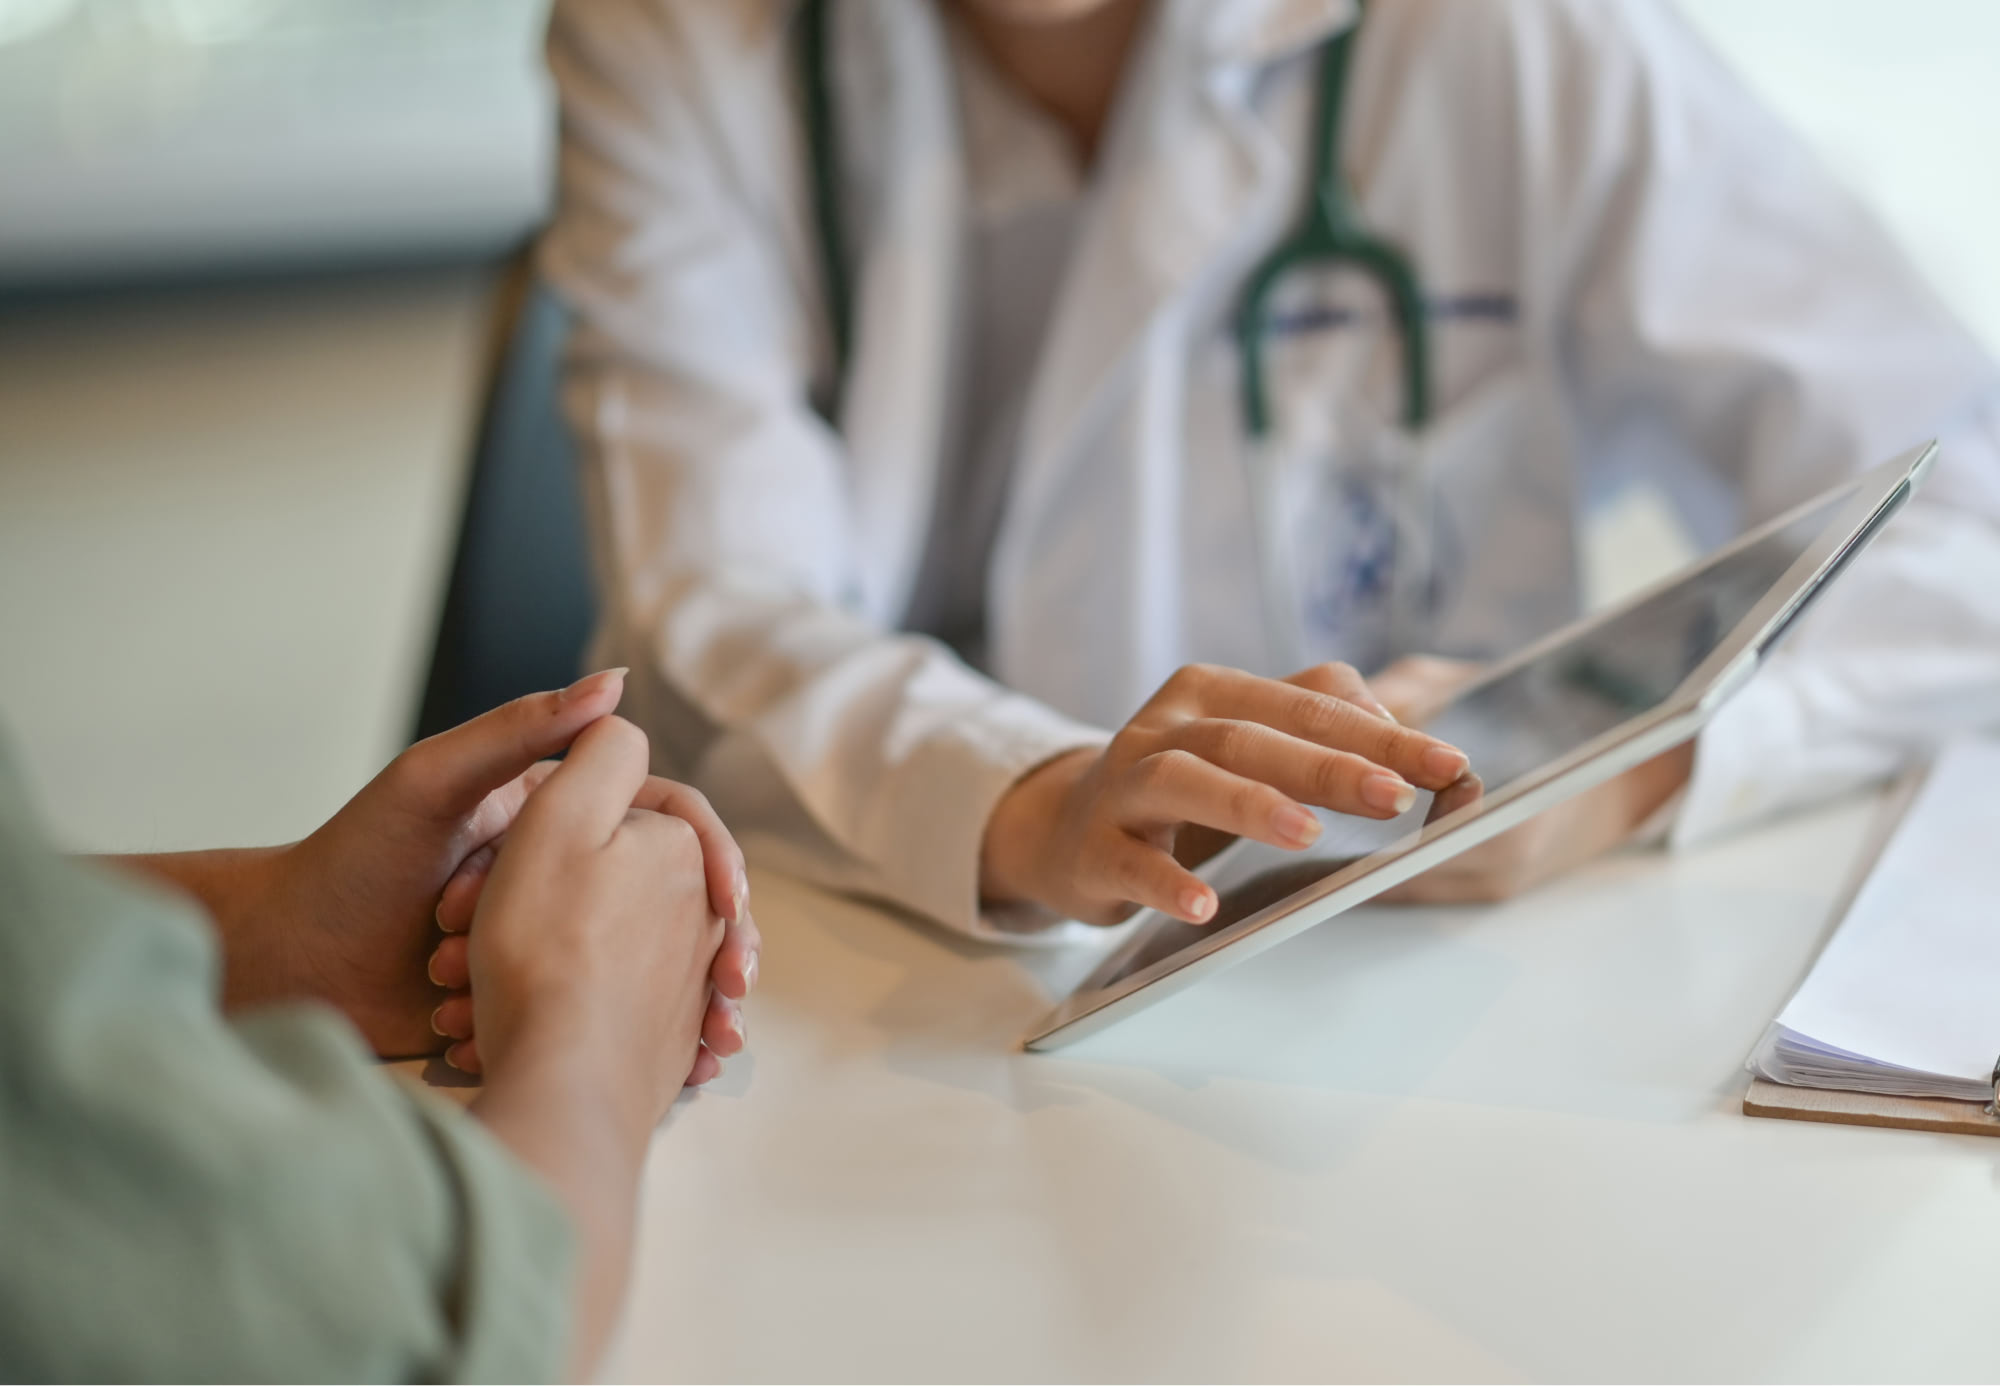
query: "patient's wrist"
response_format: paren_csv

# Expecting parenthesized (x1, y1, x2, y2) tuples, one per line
(483, 1007, 664, 1146)
(104, 846, 295, 1005)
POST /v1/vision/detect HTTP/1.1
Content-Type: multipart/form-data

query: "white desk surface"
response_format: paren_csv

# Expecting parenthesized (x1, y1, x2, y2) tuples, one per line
(600, 791, 2000, 1383)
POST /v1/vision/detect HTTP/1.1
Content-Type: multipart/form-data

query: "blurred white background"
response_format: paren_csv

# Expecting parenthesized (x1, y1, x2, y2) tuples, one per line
(0, 0, 1996, 853)
(0, 0, 551, 280)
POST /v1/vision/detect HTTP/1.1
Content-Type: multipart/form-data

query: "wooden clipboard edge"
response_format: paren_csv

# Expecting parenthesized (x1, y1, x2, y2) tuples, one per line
(1743, 1077, 2000, 1137)
(1737, 765, 2000, 1137)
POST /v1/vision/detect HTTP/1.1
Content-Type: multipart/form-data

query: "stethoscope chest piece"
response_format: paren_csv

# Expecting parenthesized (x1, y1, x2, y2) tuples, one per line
(1251, 417, 1450, 675)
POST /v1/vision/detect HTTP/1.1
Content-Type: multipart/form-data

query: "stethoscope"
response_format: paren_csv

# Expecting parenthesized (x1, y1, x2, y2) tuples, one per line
(797, 0, 1438, 666)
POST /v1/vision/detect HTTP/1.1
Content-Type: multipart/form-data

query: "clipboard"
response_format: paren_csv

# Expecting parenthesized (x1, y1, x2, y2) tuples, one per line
(1741, 764, 2000, 1137)
(1743, 1077, 2000, 1137)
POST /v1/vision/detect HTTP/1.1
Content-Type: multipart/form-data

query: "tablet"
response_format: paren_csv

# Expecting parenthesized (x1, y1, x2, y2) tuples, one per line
(1023, 442, 1938, 1051)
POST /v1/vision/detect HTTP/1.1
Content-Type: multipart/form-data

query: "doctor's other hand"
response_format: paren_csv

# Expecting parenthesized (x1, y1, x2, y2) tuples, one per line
(1362, 653, 1696, 904)
(427, 767, 760, 1087)
(460, 716, 724, 1131)
(980, 662, 1469, 926)
(1366, 654, 1485, 727)
(1381, 741, 1694, 904)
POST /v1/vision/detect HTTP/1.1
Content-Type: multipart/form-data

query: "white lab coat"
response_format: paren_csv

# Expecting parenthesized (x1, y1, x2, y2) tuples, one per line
(541, 0, 2000, 940)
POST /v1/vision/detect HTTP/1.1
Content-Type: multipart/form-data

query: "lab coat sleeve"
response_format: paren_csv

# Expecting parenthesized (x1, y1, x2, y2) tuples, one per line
(1515, 0, 2000, 843)
(538, 0, 1106, 939)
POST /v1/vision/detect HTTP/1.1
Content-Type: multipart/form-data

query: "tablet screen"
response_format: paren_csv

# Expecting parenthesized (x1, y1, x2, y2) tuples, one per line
(1094, 487, 1851, 987)
(1419, 490, 1840, 788)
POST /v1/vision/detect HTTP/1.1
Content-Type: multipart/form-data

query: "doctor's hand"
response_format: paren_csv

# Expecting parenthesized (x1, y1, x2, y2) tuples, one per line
(980, 662, 1470, 926)
(1367, 654, 1485, 727)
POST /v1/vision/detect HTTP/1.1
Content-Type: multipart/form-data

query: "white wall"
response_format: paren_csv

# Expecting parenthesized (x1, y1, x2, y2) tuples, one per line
(1679, 0, 2000, 358)
(1585, 1, 2000, 608)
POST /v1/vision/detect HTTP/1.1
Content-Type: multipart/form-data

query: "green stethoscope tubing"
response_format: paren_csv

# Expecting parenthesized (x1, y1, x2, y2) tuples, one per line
(800, 0, 854, 381)
(1234, 10, 1430, 434)
(795, 0, 1431, 435)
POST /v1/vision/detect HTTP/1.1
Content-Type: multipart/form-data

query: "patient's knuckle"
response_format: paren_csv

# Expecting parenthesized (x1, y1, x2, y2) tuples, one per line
(600, 715, 651, 763)
(653, 811, 701, 860)
(383, 743, 448, 810)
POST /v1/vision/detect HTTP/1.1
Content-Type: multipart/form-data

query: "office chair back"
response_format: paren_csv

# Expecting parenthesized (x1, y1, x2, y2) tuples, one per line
(414, 279, 596, 740)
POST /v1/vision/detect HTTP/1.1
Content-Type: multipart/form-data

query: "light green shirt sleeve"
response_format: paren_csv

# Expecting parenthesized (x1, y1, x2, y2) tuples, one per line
(0, 744, 574, 1382)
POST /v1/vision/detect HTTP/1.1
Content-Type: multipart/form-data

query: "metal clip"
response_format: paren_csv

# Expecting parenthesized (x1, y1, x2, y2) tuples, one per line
(1987, 1057, 2000, 1117)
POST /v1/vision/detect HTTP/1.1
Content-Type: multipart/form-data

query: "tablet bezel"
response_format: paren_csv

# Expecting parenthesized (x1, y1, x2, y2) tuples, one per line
(1022, 442, 1937, 1052)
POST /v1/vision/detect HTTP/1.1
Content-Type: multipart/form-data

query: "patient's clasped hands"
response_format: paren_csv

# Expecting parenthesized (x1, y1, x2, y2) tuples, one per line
(193, 668, 757, 1095)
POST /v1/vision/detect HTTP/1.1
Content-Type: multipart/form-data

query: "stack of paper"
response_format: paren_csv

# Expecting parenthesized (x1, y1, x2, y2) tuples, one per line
(1749, 737, 2000, 1103)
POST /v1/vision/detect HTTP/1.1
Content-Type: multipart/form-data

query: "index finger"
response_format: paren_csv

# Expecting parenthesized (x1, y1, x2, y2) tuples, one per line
(516, 715, 654, 847)
(1194, 667, 1468, 789)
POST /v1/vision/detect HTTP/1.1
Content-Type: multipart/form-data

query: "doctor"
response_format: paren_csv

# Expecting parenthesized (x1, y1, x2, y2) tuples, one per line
(541, 0, 2000, 939)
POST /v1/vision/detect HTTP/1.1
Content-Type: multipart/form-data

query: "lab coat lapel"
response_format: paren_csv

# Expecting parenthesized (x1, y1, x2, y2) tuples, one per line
(834, 0, 965, 628)
(991, 0, 1355, 723)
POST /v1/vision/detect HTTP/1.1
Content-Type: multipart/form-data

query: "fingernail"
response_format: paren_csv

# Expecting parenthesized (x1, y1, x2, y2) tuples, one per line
(1422, 745, 1469, 783)
(744, 951, 759, 991)
(444, 1047, 468, 1074)
(427, 951, 446, 987)
(430, 1005, 449, 1038)
(729, 1008, 746, 1043)
(1180, 887, 1215, 922)
(730, 868, 750, 925)
(1362, 771, 1417, 814)
(1274, 804, 1321, 848)
(559, 667, 628, 706)
(1371, 700, 1399, 724)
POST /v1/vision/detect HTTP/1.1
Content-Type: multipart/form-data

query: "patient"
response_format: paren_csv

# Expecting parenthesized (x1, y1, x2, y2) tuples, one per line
(0, 669, 759, 1381)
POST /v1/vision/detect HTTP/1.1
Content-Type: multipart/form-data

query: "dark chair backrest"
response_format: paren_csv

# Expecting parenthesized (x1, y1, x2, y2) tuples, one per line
(414, 280, 597, 740)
